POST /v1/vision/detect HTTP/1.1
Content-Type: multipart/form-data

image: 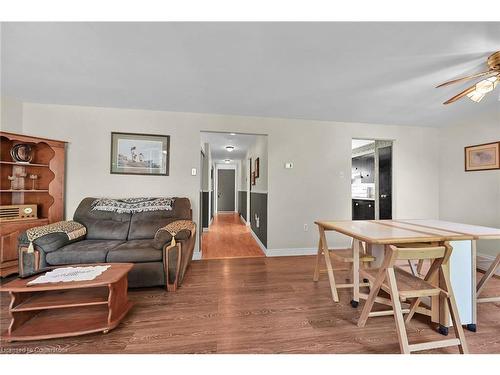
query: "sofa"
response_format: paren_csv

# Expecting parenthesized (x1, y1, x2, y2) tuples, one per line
(18, 197, 196, 290)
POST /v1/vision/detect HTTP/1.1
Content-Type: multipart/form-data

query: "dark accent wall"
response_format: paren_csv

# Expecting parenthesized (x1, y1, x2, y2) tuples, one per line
(250, 192, 267, 248)
(210, 191, 214, 219)
(202, 191, 209, 228)
(238, 191, 247, 221)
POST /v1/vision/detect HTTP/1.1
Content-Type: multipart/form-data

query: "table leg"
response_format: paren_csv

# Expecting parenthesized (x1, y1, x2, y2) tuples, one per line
(468, 240, 478, 332)
(351, 240, 360, 307)
(319, 226, 339, 302)
(313, 238, 322, 282)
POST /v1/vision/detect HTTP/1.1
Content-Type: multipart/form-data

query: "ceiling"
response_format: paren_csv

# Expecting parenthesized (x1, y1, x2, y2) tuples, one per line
(200, 131, 263, 161)
(1, 22, 499, 127)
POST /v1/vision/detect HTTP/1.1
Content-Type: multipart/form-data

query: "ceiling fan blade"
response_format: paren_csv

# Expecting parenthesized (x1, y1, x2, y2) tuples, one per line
(443, 84, 478, 105)
(436, 70, 496, 88)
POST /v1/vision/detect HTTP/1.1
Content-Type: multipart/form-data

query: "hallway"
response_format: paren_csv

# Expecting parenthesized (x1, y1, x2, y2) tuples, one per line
(201, 213, 266, 259)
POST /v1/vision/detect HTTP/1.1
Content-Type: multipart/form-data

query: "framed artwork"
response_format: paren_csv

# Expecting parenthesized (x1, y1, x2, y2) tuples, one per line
(464, 141, 500, 172)
(251, 171, 256, 185)
(255, 157, 260, 178)
(110, 132, 170, 175)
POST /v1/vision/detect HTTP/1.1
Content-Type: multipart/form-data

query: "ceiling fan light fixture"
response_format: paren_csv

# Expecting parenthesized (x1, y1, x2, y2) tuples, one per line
(467, 91, 486, 103)
(438, 51, 500, 105)
(475, 76, 498, 94)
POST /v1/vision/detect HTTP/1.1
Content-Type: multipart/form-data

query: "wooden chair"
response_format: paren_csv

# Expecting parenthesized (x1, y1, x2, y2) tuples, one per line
(477, 253, 500, 304)
(313, 226, 375, 306)
(357, 243, 468, 354)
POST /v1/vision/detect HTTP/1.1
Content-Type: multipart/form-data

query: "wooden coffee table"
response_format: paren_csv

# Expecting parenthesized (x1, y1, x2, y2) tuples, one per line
(0, 263, 134, 342)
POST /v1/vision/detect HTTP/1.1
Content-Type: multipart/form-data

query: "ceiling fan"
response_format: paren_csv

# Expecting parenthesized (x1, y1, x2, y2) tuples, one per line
(437, 51, 500, 105)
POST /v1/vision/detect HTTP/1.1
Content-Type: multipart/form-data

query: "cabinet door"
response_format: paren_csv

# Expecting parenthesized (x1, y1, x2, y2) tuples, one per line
(352, 200, 362, 220)
(0, 229, 20, 264)
(365, 201, 375, 220)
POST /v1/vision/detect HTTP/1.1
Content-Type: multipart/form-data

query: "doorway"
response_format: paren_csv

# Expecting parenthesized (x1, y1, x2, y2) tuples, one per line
(217, 168, 236, 212)
(351, 139, 393, 220)
(199, 131, 267, 259)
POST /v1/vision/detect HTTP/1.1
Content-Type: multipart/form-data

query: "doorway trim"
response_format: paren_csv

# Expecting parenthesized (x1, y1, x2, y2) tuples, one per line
(351, 138, 395, 220)
(214, 162, 238, 214)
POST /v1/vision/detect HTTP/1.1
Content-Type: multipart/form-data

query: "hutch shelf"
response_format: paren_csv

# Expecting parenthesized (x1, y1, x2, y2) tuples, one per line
(0, 131, 67, 277)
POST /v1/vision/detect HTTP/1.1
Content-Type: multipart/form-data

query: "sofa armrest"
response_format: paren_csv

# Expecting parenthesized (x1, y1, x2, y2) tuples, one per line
(18, 230, 81, 254)
(162, 225, 196, 291)
(18, 245, 47, 276)
(17, 223, 86, 276)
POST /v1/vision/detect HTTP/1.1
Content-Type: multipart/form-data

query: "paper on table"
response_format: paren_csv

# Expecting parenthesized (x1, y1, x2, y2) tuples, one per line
(28, 265, 111, 285)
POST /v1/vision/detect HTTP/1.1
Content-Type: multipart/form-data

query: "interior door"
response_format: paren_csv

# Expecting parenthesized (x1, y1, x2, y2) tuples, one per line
(217, 169, 235, 212)
(378, 146, 392, 219)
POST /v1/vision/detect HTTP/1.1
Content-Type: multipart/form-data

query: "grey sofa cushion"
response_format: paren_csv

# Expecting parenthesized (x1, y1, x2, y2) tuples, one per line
(106, 240, 162, 263)
(128, 262, 165, 288)
(128, 212, 176, 240)
(73, 197, 131, 240)
(128, 197, 192, 240)
(46, 239, 125, 265)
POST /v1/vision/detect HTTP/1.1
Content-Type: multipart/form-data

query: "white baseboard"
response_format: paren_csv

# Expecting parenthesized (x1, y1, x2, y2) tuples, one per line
(239, 215, 247, 225)
(477, 253, 500, 276)
(249, 229, 267, 253)
(202, 227, 209, 232)
(192, 252, 202, 260)
(192, 251, 202, 260)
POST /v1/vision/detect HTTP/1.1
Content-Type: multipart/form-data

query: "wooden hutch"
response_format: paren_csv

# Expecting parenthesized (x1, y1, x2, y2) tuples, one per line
(0, 131, 66, 277)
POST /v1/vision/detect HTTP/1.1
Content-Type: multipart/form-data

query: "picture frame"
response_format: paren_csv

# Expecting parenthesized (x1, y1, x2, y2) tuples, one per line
(464, 141, 500, 172)
(110, 132, 170, 176)
(255, 157, 260, 178)
(251, 171, 256, 185)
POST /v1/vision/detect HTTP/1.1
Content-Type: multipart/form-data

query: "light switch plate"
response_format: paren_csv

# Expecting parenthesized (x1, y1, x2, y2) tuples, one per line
(285, 162, 294, 169)
(191, 168, 197, 176)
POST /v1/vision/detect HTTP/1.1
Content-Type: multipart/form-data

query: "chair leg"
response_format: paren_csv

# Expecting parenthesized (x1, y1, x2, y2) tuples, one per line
(408, 260, 418, 276)
(313, 238, 322, 282)
(357, 272, 385, 327)
(477, 253, 500, 296)
(416, 259, 425, 276)
(405, 297, 421, 324)
(386, 268, 410, 354)
(441, 265, 469, 354)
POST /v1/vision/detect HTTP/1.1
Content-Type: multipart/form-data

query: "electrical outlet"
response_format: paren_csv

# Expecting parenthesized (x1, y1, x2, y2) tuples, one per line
(304, 223, 308, 232)
(191, 168, 197, 176)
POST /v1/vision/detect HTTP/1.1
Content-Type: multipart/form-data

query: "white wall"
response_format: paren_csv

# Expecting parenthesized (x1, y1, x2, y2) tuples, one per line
(246, 135, 268, 193)
(201, 142, 210, 191)
(20, 102, 440, 251)
(0, 96, 23, 133)
(240, 158, 247, 190)
(439, 120, 500, 257)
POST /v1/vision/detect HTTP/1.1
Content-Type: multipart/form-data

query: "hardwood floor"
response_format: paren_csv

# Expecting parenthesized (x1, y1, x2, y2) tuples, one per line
(1, 256, 499, 354)
(201, 213, 265, 259)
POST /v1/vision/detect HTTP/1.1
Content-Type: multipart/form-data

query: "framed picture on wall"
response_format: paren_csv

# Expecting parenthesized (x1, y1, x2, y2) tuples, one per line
(255, 157, 260, 178)
(110, 132, 170, 175)
(464, 141, 500, 172)
(251, 171, 256, 185)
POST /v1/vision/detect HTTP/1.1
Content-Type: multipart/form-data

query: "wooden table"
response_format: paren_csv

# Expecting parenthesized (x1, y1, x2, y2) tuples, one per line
(314, 219, 500, 332)
(0, 263, 134, 342)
